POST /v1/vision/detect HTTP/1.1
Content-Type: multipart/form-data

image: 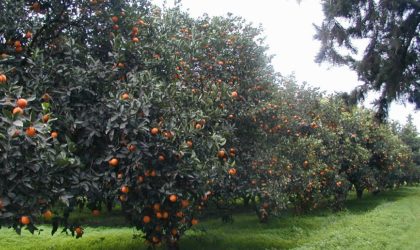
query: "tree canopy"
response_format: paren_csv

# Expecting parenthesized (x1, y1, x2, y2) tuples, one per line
(315, 0, 420, 120)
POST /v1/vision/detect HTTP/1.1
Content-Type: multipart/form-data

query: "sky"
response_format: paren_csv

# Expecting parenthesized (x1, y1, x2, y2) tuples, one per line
(155, 0, 420, 128)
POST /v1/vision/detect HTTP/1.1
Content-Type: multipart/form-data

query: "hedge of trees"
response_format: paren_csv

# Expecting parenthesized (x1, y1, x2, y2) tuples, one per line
(1, 1, 419, 249)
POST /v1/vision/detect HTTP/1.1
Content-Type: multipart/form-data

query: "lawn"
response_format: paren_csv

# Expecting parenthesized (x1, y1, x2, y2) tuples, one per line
(1, 186, 419, 250)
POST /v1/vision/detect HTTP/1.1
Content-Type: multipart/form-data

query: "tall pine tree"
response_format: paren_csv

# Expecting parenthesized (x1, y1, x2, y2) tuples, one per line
(315, 0, 420, 121)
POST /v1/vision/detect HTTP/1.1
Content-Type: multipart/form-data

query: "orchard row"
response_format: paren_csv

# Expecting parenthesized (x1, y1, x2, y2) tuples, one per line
(0, 1, 418, 249)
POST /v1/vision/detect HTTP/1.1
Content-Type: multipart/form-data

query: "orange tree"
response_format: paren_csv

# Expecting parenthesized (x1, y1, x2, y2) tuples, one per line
(0, 0, 277, 248)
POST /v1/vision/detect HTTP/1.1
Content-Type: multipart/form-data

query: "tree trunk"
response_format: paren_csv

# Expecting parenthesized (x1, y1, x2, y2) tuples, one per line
(243, 195, 250, 207)
(356, 188, 363, 199)
(166, 239, 180, 250)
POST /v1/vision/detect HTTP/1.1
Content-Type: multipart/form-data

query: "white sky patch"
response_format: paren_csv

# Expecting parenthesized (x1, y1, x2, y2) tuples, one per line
(155, 0, 420, 128)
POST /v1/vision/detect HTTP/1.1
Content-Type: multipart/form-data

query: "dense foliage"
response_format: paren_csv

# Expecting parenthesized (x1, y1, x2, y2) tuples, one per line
(1, 1, 418, 249)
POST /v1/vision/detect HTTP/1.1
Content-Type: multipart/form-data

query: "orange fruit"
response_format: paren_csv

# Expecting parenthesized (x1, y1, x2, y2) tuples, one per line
(121, 185, 129, 193)
(25, 31, 32, 39)
(228, 168, 237, 175)
(131, 26, 139, 34)
(150, 127, 159, 136)
(112, 24, 119, 30)
(137, 175, 144, 183)
(0, 74, 6, 83)
(171, 228, 178, 236)
(231, 91, 238, 98)
(14, 41, 22, 48)
(162, 211, 169, 219)
(12, 107, 23, 115)
(92, 209, 100, 216)
(132, 37, 139, 43)
(42, 114, 50, 122)
(51, 131, 58, 138)
(109, 158, 118, 167)
(229, 148, 236, 156)
(169, 194, 177, 203)
(25, 127, 36, 137)
(158, 155, 165, 162)
(15, 47, 23, 53)
(195, 123, 202, 129)
(217, 150, 226, 159)
(75, 227, 83, 237)
(156, 212, 163, 219)
(191, 218, 199, 225)
(21, 216, 30, 225)
(16, 98, 28, 109)
(143, 215, 151, 223)
(121, 93, 129, 100)
(111, 16, 118, 23)
(128, 144, 136, 152)
(43, 210, 53, 220)
(186, 140, 193, 148)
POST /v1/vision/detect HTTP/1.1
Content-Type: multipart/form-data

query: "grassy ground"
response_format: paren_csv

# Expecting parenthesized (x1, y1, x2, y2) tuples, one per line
(0, 186, 419, 250)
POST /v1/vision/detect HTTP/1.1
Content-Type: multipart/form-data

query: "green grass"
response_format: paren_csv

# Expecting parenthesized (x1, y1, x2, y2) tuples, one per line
(1, 186, 419, 250)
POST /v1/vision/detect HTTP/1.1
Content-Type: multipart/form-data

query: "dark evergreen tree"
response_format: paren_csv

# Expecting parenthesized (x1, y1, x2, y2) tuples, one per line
(315, 0, 420, 121)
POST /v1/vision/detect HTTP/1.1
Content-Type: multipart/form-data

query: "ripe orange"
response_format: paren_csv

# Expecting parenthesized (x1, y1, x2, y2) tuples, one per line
(43, 210, 53, 220)
(25, 31, 32, 39)
(231, 91, 238, 98)
(25, 127, 36, 137)
(143, 215, 151, 223)
(75, 227, 83, 237)
(15, 46, 23, 53)
(92, 209, 100, 216)
(111, 16, 119, 23)
(186, 140, 193, 148)
(169, 194, 177, 203)
(137, 175, 144, 183)
(0, 74, 6, 83)
(162, 211, 169, 219)
(217, 150, 226, 159)
(303, 160, 309, 168)
(121, 93, 129, 100)
(150, 127, 159, 136)
(42, 114, 50, 122)
(131, 26, 139, 34)
(229, 148, 236, 156)
(132, 37, 139, 43)
(156, 212, 163, 219)
(109, 158, 118, 167)
(16, 98, 28, 109)
(21, 216, 30, 225)
(112, 24, 119, 30)
(51, 131, 58, 138)
(191, 218, 199, 225)
(228, 168, 237, 175)
(195, 123, 202, 129)
(128, 144, 136, 152)
(121, 185, 129, 193)
(12, 107, 23, 115)
(158, 155, 165, 162)
(171, 228, 178, 236)
(14, 41, 22, 48)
